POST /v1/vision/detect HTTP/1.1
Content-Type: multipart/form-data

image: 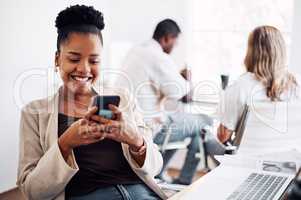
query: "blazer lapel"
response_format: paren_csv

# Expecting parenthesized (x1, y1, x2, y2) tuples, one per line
(44, 91, 59, 150)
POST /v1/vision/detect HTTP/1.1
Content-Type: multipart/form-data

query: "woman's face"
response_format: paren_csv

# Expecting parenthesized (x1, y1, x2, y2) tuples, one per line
(56, 32, 102, 95)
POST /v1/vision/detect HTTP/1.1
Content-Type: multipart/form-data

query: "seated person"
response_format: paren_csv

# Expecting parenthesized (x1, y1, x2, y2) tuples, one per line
(116, 19, 223, 185)
(217, 25, 299, 144)
(17, 5, 165, 200)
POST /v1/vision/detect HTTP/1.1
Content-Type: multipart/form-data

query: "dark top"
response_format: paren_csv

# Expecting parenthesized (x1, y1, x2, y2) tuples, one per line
(58, 113, 141, 198)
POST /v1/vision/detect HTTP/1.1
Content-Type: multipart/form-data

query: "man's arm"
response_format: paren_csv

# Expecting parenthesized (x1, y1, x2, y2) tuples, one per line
(180, 68, 193, 103)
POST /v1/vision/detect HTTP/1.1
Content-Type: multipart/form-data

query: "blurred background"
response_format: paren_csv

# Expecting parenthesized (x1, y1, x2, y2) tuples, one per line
(0, 0, 301, 192)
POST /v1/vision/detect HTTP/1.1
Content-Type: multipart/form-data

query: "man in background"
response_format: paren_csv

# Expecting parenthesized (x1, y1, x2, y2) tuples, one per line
(116, 19, 215, 185)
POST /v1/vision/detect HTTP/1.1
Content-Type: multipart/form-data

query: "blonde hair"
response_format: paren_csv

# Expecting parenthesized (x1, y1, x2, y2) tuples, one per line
(244, 26, 298, 101)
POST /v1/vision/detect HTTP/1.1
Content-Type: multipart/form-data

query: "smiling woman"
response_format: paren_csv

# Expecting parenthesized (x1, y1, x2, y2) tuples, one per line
(54, 5, 103, 96)
(16, 5, 165, 200)
(56, 33, 101, 96)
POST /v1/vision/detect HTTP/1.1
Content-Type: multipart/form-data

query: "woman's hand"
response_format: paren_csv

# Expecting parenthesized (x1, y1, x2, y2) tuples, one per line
(217, 124, 233, 144)
(58, 106, 106, 161)
(90, 105, 144, 149)
(90, 105, 146, 166)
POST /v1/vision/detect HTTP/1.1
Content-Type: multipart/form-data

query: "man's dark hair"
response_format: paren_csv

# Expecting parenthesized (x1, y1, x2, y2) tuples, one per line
(152, 19, 181, 41)
(55, 5, 105, 51)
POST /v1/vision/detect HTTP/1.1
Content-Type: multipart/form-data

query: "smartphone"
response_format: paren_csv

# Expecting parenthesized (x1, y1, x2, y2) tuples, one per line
(92, 95, 120, 119)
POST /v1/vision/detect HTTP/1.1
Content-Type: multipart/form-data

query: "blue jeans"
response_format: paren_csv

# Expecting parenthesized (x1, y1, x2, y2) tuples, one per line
(154, 113, 213, 185)
(68, 184, 161, 200)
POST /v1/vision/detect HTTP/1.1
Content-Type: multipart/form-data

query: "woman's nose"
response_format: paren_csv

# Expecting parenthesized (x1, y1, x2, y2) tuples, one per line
(77, 60, 91, 73)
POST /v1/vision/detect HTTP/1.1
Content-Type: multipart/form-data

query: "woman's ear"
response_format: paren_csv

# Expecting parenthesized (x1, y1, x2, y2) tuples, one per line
(55, 51, 60, 70)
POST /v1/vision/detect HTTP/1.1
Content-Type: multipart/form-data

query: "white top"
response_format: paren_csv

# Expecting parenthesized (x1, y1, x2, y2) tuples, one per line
(115, 39, 190, 125)
(221, 72, 300, 131)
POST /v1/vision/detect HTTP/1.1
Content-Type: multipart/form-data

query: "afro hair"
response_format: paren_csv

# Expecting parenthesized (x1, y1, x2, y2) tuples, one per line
(55, 5, 104, 50)
(55, 5, 104, 31)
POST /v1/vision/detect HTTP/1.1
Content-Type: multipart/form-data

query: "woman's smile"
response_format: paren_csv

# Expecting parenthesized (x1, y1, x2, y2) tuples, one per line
(69, 74, 93, 83)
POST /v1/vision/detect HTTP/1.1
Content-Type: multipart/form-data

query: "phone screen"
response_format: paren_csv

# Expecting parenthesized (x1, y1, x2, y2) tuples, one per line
(92, 95, 120, 119)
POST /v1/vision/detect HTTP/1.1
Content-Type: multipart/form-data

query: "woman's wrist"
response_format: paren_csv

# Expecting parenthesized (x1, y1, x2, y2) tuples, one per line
(129, 138, 146, 159)
(129, 136, 146, 167)
(129, 136, 144, 152)
(58, 136, 72, 152)
(58, 134, 73, 161)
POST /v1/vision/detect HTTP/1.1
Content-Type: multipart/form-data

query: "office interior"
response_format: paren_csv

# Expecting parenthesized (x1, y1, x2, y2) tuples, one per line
(0, 0, 301, 199)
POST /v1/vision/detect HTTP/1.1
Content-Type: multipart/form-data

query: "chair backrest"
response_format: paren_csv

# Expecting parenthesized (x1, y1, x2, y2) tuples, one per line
(238, 100, 301, 156)
(232, 104, 250, 147)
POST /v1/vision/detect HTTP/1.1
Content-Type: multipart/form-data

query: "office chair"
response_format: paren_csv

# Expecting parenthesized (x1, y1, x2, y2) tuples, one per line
(159, 126, 191, 153)
(226, 104, 250, 153)
(157, 114, 214, 184)
(197, 104, 250, 169)
(158, 114, 211, 154)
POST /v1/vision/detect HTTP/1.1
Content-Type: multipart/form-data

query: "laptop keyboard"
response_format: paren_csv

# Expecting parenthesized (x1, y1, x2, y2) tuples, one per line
(226, 173, 288, 200)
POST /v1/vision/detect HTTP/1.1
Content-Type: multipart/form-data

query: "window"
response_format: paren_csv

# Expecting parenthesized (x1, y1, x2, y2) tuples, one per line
(187, 0, 294, 85)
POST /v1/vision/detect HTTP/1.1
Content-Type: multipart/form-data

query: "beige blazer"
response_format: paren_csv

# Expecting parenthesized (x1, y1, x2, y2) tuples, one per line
(17, 87, 167, 200)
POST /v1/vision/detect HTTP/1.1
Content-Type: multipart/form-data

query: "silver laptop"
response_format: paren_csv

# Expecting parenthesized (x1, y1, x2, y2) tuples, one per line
(226, 167, 300, 200)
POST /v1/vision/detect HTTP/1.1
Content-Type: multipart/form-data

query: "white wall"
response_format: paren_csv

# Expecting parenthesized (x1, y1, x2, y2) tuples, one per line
(0, 0, 187, 192)
(290, 0, 301, 73)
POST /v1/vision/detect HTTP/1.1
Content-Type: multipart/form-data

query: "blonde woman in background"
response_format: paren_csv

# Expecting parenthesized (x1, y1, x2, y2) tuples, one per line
(218, 25, 299, 143)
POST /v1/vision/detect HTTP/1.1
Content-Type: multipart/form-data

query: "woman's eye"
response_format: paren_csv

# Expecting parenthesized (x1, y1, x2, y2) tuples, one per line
(69, 58, 80, 63)
(90, 60, 100, 65)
